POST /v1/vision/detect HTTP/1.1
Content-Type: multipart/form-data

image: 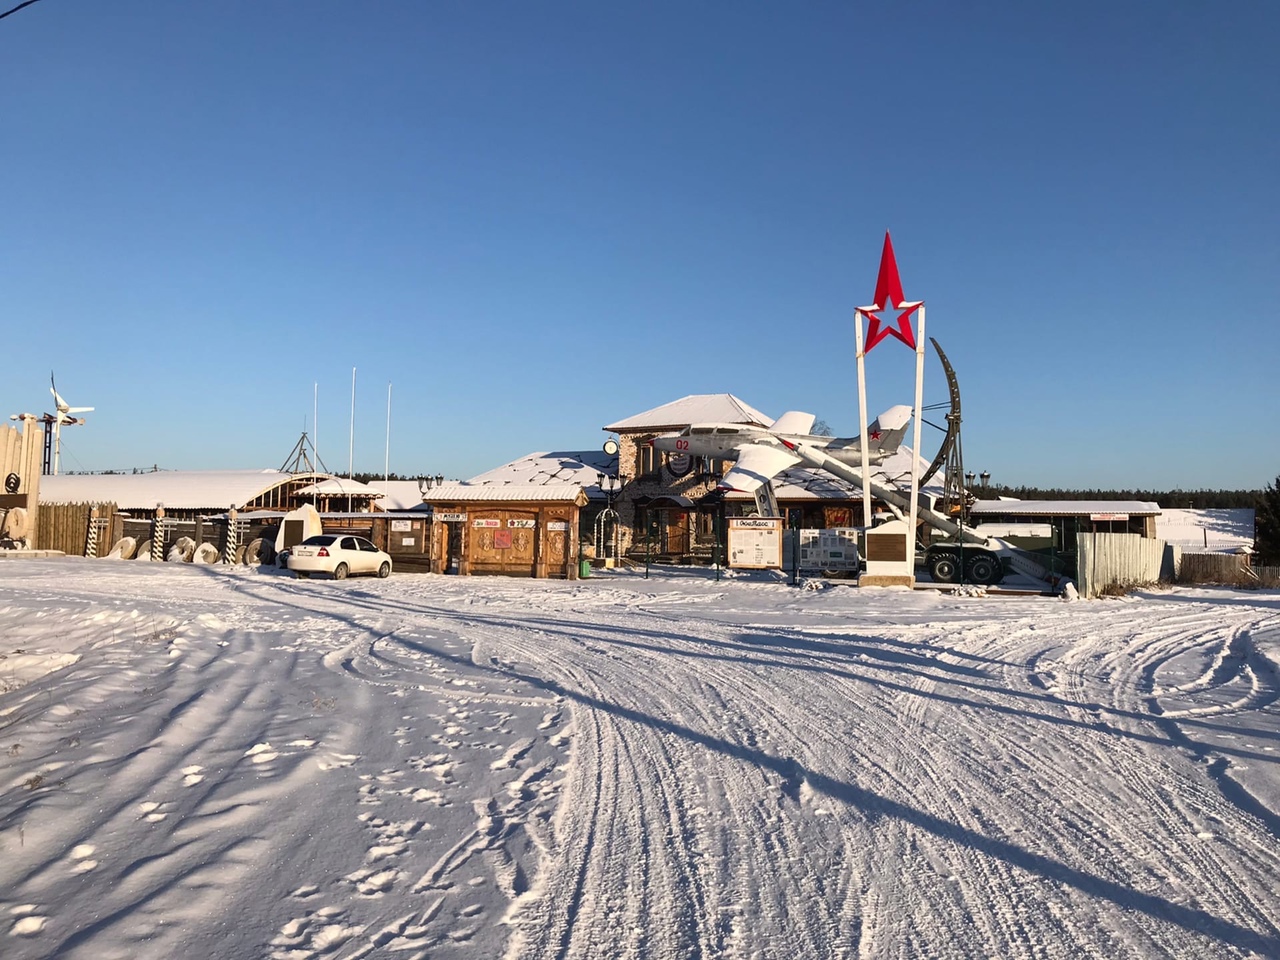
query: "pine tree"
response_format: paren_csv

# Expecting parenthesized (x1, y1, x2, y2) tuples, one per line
(1256, 475, 1280, 564)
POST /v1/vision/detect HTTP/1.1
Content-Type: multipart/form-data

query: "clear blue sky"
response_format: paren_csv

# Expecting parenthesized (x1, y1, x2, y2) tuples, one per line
(3, 1, 1276, 489)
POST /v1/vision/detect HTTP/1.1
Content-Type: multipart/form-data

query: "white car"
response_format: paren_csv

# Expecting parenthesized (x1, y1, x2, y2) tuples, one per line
(287, 535, 392, 580)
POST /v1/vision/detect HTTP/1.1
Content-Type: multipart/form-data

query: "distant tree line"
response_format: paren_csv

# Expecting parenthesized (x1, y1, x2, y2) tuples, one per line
(983, 486, 1263, 510)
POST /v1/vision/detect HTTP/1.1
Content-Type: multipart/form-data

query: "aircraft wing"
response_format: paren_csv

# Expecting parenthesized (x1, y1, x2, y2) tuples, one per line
(719, 444, 802, 493)
(769, 411, 816, 435)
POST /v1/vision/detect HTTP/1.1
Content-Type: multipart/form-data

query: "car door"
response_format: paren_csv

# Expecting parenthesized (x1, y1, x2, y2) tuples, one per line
(356, 538, 381, 574)
(339, 537, 362, 574)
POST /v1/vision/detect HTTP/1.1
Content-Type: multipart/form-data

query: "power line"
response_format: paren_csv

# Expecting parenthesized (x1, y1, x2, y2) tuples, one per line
(0, 0, 45, 22)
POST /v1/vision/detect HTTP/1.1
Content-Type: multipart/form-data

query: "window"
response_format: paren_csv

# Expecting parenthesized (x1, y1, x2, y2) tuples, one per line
(357, 539, 379, 552)
(635, 436, 659, 477)
(341, 537, 359, 551)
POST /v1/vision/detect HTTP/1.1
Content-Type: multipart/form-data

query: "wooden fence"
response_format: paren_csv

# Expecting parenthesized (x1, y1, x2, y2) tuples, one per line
(37, 503, 121, 557)
(1178, 552, 1255, 586)
(0, 421, 44, 545)
(1077, 532, 1269, 597)
(1076, 533, 1168, 599)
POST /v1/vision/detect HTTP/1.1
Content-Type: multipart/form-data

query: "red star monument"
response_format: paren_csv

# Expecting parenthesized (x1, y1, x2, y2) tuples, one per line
(857, 232, 923, 352)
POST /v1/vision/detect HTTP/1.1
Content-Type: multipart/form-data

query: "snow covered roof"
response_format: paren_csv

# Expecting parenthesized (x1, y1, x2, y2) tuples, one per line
(366, 481, 427, 510)
(420, 483, 588, 504)
(1155, 508, 1255, 554)
(295, 478, 384, 498)
(38, 470, 316, 510)
(604, 394, 772, 433)
(467, 450, 617, 491)
(970, 500, 1161, 517)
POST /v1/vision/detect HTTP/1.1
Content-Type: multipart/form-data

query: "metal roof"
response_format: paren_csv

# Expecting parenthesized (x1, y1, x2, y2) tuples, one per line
(604, 394, 772, 432)
(294, 478, 384, 497)
(970, 500, 1161, 517)
(421, 483, 588, 504)
(39, 470, 325, 510)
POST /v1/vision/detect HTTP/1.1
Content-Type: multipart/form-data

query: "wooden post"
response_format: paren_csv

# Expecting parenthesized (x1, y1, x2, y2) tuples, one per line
(152, 506, 166, 562)
(86, 505, 99, 558)
(224, 506, 239, 563)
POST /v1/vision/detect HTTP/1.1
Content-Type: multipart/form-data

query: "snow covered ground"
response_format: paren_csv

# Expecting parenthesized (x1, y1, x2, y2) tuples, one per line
(2, 559, 1279, 959)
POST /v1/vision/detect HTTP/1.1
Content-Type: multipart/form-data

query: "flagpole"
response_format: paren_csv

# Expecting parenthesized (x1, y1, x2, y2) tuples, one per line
(349, 367, 356, 514)
(385, 381, 392, 485)
(313, 382, 318, 474)
(909, 305, 926, 577)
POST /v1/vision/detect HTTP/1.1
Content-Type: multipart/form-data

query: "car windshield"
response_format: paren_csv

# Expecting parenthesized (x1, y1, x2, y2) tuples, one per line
(300, 535, 337, 546)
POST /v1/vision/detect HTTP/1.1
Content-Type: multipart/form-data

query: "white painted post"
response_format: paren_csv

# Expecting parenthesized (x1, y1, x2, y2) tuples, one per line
(224, 506, 239, 563)
(151, 506, 166, 562)
(854, 310, 873, 533)
(86, 505, 99, 558)
(908, 305, 926, 578)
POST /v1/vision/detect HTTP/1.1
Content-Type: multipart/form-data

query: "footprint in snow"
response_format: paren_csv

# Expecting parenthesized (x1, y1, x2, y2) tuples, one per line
(139, 801, 167, 822)
(244, 743, 278, 764)
(181, 765, 204, 786)
(9, 905, 46, 937)
(68, 844, 98, 873)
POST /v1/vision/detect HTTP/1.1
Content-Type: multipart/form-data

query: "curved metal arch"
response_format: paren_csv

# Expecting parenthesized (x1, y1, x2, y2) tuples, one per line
(918, 337, 962, 489)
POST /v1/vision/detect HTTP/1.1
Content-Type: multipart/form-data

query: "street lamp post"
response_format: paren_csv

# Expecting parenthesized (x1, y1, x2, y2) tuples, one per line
(594, 472, 627, 563)
(419, 474, 448, 572)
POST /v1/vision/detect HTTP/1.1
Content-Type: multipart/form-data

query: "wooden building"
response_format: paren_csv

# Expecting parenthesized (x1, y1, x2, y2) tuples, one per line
(418, 484, 588, 578)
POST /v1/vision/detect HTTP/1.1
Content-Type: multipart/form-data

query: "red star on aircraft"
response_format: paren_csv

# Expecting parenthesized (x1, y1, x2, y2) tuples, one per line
(856, 232, 922, 352)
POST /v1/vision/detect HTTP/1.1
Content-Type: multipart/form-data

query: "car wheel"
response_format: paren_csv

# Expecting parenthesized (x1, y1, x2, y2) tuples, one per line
(377, 561, 391, 579)
(965, 554, 1000, 585)
(929, 553, 959, 583)
(333, 563, 349, 580)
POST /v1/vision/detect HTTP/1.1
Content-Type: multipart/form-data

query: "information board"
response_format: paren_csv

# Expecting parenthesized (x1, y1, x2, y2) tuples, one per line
(728, 517, 783, 569)
(798, 528, 862, 571)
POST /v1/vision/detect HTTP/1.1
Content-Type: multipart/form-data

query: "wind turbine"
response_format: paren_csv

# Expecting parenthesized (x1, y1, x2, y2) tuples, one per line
(48, 372, 93, 475)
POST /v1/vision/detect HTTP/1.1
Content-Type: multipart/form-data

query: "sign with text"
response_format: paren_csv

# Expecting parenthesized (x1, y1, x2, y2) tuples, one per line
(799, 528, 861, 571)
(437, 512, 466, 522)
(728, 517, 783, 569)
(391, 519, 413, 532)
(1089, 513, 1129, 522)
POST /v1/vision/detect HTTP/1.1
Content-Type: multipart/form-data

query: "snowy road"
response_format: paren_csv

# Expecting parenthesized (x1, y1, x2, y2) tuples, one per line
(2, 560, 1279, 958)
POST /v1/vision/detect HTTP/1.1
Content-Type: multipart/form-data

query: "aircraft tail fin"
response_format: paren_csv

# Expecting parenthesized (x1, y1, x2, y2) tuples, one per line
(868, 404, 912, 458)
(769, 411, 816, 436)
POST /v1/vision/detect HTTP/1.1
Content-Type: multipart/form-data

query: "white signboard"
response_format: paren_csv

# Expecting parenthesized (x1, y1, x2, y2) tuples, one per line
(473, 519, 501, 528)
(798, 528, 861, 571)
(437, 512, 466, 522)
(546, 521, 569, 532)
(1090, 513, 1129, 522)
(728, 517, 783, 569)
(400, 536, 415, 547)
(508, 519, 537, 528)
(391, 519, 413, 532)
